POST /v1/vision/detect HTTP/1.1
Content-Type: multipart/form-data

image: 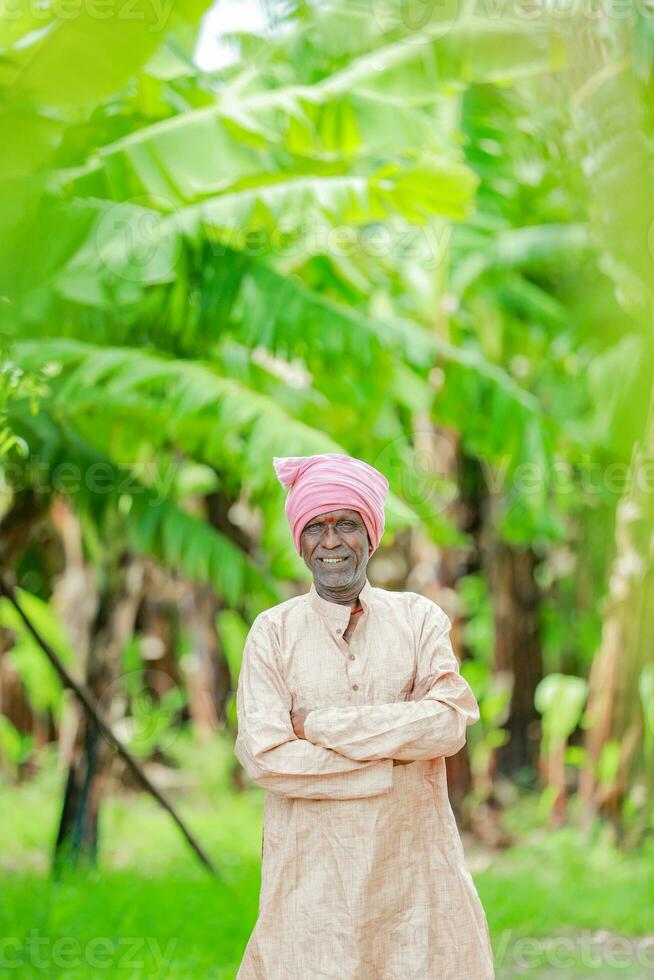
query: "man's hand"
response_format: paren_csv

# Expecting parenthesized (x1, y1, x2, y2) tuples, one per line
(395, 674, 439, 764)
(403, 671, 438, 702)
(291, 706, 311, 739)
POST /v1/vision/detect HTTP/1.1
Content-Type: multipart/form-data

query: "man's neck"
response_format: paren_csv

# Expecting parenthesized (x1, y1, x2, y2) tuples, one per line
(314, 577, 366, 608)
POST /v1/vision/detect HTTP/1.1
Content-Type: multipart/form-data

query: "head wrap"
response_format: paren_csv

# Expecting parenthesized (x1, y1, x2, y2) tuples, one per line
(273, 453, 389, 557)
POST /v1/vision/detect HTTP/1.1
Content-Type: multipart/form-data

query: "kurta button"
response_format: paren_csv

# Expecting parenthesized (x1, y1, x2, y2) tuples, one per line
(349, 654, 355, 660)
(336, 628, 342, 634)
(352, 683, 359, 691)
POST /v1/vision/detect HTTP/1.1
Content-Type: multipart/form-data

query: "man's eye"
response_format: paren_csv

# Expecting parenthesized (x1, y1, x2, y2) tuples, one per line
(306, 521, 356, 532)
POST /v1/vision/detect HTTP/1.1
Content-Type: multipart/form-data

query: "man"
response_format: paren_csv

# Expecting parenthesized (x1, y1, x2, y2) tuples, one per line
(235, 452, 494, 979)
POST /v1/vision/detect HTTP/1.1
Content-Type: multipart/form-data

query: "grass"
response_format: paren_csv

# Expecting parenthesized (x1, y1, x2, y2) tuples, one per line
(1, 733, 653, 978)
(1, 735, 262, 978)
(476, 832, 654, 977)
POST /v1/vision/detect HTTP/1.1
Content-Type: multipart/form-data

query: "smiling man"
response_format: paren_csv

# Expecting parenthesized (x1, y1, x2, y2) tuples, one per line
(234, 453, 494, 979)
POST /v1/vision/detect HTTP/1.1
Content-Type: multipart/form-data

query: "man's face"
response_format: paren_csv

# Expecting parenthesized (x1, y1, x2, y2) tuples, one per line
(300, 508, 371, 588)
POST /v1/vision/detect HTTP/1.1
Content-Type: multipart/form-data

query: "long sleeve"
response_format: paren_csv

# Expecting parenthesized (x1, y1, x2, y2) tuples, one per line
(234, 615, 394, 800)
(303, 601, 480, 763)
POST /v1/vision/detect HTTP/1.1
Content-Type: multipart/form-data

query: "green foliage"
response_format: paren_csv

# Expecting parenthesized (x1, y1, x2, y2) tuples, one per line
(0, 1, 213, 109)
(1, 0, 652, 841)
(535, 673, 588, 750)
(6, 399, 280, 617)
(116, 684, 188, 758)
(597, 740, 622, 788)
(1, 0, 597, 604)
(640, 666, 654, 753)
(0, 589, 74, 717)
(216, 608, 250, 690)
(2, 0, 489, 627)
(0, 715, 32, 768)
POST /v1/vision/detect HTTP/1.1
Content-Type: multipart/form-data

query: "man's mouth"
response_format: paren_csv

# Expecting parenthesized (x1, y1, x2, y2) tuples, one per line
(318, 556, 350, 565)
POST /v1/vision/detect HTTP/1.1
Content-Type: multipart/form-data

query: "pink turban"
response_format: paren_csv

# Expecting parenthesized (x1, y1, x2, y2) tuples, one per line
(273, 453, 389, 557)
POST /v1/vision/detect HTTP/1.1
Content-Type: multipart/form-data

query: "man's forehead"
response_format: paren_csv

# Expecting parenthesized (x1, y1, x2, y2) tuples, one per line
(307, 509, 363, 522)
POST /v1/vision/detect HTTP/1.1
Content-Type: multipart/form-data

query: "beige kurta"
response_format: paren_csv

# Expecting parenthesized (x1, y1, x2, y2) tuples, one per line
(235, 577, 494, 979)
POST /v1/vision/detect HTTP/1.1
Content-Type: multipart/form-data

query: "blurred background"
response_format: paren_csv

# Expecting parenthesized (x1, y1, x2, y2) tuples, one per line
(1, 1, 654, 977)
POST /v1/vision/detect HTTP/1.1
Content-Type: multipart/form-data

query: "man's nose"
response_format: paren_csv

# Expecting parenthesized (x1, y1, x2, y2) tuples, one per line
(323, 525, 341, 546)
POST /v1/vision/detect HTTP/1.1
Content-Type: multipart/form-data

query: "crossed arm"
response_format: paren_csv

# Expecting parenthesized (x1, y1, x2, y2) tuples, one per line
(234, 604, 479, 801)
(234, 617, 394, 801)
(300, 603, 480, 763)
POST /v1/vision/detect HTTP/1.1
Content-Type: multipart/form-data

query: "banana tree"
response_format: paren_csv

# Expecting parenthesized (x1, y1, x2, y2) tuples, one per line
(564, 12, 654, 841)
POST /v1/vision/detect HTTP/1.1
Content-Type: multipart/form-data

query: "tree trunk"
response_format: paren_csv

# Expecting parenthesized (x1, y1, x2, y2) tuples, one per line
(482, 536, 543, 781)
(580, 406, 654, 841)
(0, 490, 48, 768)
(205, 489, 251, 714)
(396, 421, 479, 827)
(179, 583, 222, 737)
(138, 584, 180, 703)
(53, 550, 145, 871)
(49, 497, 99, 772)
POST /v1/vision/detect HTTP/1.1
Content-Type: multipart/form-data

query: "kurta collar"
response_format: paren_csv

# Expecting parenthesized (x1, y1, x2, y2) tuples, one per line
(308, 576, 373, 626)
